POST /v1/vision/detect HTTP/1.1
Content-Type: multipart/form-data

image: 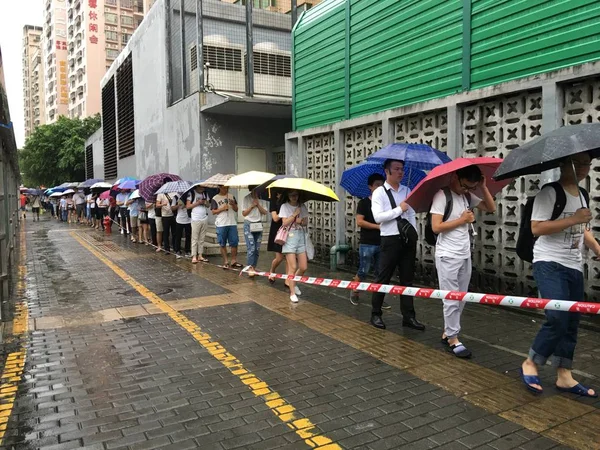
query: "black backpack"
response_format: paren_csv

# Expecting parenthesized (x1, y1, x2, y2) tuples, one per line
(516, 182, 589, 263)
(424, 188, 471, 246)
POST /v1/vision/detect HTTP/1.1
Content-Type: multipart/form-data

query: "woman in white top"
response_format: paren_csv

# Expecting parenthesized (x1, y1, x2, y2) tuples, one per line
(186, 185, 209, 263)
(278, 190, 309, 303)
(242, 187, 269, 275)
(173, 193, 192, 258)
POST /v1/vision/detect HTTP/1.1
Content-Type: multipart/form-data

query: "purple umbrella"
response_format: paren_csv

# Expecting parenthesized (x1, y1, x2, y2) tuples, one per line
(138, 173, 182, 201)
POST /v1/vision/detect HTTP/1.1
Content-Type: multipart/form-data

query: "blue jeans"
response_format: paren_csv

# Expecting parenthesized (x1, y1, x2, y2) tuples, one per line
(244, 222, 262, 267)
(216, 225, 239, 248)
(356, 244, 380, 281)
(61, 209, 68, 222)
(529, 261, 583, 369)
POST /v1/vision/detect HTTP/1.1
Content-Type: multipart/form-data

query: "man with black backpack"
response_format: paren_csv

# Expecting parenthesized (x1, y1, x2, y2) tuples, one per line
(520, 152, 600, 398)
(430, 165, 496, 358)
(370, 159, 423, 331)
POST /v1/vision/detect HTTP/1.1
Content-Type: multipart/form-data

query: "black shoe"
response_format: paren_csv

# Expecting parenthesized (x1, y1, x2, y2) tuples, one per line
(402, 318, 425, 331)
(370, 315, 386, 329)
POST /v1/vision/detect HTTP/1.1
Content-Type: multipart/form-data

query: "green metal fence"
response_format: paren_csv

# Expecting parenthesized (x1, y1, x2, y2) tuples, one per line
(293, 0, 600, 130)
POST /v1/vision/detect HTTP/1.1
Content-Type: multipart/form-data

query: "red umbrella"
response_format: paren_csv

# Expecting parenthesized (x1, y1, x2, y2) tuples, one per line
(99, 190, 112, 200)
(405, 157, 512, 213)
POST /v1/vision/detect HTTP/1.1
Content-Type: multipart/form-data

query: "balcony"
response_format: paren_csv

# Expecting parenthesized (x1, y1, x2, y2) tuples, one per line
(48, 94, 55, 104)
(48, 80, 55, 91)
(77, 86, 84, 96)
(68, 8, 73, 19)
(69, 58, 75, 67)
(75, 15, 81, 27)
(49, 107, 56, 118)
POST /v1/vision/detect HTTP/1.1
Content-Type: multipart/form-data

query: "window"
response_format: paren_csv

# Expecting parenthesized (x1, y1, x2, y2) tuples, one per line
(120, 0, 133, 8)
(102, 77, 117, 179)
(106, 30, 118, 42)
(204, 45, 242, 72)
(105, 13, 118, 24)
(85, 144, 94, 179)
(105, 0, 117, 5)
(253, 52, 291, 77)
(117, 53, 135, 159)
(121, 15, 134, 26)
(107, 49, 119, 59)
(121, 33, 131, 44)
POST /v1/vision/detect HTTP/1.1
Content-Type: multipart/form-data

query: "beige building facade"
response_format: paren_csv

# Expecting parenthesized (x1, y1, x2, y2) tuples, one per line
(22, 25, 45, 138)
(67, 0, 155, 119)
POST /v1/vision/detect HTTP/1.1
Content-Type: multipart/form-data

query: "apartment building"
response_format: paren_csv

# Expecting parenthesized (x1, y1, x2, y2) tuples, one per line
(43, 0, 69, 123)
(22, 25, 45, 138)
(66, 0, 155, 119)
(223, 0, 320, 14)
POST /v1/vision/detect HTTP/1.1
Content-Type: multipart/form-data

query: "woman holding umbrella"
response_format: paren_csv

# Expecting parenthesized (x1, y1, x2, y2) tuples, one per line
(278, 190, 309, 303)
(241, 186, 269, 276)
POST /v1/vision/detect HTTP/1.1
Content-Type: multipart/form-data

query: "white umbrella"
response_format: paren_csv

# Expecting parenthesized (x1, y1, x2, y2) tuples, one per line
(62, 189, 75, 195)
(129, 189, 141, 200)
(90, 182, 112, 190)
(49, 192, 64, 198)
(155, 180, 191, 195)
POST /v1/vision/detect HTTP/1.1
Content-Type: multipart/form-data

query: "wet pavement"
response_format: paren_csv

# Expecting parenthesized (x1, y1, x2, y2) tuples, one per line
(1, 216, 600, 450)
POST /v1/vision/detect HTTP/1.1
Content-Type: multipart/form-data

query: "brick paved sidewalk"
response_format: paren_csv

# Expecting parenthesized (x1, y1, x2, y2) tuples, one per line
(0, 217, 599, 450)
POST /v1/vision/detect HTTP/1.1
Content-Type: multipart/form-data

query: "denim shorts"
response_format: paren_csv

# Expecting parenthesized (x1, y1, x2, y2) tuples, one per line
(216, 225, 239, 247)
(282, 228, 306, 254)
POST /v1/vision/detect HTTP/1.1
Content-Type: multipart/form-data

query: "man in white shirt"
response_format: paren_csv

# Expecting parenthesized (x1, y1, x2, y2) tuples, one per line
(210, 185, 241, 268)
(430, 165, 495, 358)
(370, 159, 423, 331)
(73, 190, 87, 224)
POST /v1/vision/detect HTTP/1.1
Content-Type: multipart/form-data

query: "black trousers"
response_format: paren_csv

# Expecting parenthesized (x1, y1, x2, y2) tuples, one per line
(162, 215, 176, 251)
(149, 218, 158, 246)
(371, 235, 417, 319)
(119, 208, 130, 235)
(174, 223, 191, 254)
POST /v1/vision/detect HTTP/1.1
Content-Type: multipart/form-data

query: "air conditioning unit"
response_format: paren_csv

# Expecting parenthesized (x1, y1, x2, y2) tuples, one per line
(192, 35, 245, 94)
(251, 43, 291, 98)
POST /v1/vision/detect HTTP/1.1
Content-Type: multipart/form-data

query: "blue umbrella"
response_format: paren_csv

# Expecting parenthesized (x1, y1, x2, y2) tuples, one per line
(78, 178, 104, 188)
(341, 161, 427, 198)
(118, 179, 139, 190)
(366, 143, 452, 170)
(113, 176, 138, 187)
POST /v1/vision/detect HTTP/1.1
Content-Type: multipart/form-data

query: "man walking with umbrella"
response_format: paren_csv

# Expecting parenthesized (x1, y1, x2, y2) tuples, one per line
(370, 159, 424, 331)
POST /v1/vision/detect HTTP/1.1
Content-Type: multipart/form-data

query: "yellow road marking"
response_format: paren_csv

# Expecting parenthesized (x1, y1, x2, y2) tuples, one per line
(72, 232, 340, 449)
(0, 225, 29, 442)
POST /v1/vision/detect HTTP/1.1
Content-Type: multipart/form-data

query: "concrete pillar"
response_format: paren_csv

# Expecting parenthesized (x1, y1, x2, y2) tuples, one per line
(333, 128, 346, 248)
(381, 115, 395, 146)
(447, 105, 462, 159)
(540, 82, 563, 184)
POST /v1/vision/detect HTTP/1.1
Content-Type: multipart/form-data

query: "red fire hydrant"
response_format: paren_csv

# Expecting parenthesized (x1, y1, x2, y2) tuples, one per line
(104, 216, 111, 234)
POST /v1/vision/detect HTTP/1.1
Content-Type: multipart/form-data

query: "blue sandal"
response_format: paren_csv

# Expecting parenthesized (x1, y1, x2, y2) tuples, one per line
(556, 383, 598, 398)
(520, 368, 543, 394)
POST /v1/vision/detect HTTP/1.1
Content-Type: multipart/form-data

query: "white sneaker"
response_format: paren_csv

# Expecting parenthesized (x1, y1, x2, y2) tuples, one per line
(290, 294, 299, 303)
(294, 286, 301, 296)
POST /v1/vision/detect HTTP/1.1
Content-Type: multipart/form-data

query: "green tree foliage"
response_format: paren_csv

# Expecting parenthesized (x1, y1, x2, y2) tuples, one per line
(19, 114, 101, 187)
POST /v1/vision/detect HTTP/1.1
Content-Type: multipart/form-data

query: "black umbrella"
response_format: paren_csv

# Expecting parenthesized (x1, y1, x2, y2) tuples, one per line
(493, 123, 600, 181)
(253, 174, 297, 199)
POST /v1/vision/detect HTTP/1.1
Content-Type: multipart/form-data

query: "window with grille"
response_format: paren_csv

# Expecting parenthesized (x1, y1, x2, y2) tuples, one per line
(85, 144, 93, 179)
(204, 45, 242, 72)
(117, 53, 135, 159)
(102, 76, 117, 179)
(106, 30, 118, 42)
(121, 15, 134, 26)
(106, 13, 118, 24)
(122, 33, 131, 44)
(252, 52, 291, 77)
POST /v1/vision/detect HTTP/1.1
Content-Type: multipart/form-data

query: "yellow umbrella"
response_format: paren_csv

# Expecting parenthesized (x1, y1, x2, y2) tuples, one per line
(225, 171, 276, 188)
(266, 177, 339, 202)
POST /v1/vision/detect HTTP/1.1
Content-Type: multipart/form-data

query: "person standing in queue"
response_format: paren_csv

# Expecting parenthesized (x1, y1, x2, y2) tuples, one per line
(370, 159, 424, 331)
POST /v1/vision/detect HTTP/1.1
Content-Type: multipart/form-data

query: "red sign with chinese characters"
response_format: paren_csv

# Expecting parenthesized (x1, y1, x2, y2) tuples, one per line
(88, 0, 98, 44)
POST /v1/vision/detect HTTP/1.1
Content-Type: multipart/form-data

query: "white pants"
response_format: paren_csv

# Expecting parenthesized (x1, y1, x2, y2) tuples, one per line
(436, 255, 472, 339)
(191, 219, 208, 257)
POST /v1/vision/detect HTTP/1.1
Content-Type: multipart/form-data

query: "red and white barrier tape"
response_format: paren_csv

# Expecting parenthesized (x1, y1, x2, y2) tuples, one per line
(240, 268, 600, 315)
(83, 216, 600, 315)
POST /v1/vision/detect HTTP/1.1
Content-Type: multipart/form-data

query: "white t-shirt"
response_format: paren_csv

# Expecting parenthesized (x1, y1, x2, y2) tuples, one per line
(175, 195, 191, 224)
(278, 202, 309, 230)
(73, 192, 86, 205)
(430, 189, 481, 259)
(147, 204, 156, 220)
(87, 194, 96, 208)
(116, 192, 129, 207)
(189, 191, 208, 221)
(242, 194, 268, 223)
(210, 194, 237, 227)
(532, 185, 586, 272)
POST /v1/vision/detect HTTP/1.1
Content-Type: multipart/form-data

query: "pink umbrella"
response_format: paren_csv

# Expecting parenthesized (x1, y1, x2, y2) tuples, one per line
(99, 190, 112, 200)
(405, 157, 513, 213)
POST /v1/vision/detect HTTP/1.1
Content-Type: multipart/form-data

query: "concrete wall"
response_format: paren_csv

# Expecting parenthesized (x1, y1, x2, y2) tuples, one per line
(86, 127, 104, 180)
(285, 61, 600, 301)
